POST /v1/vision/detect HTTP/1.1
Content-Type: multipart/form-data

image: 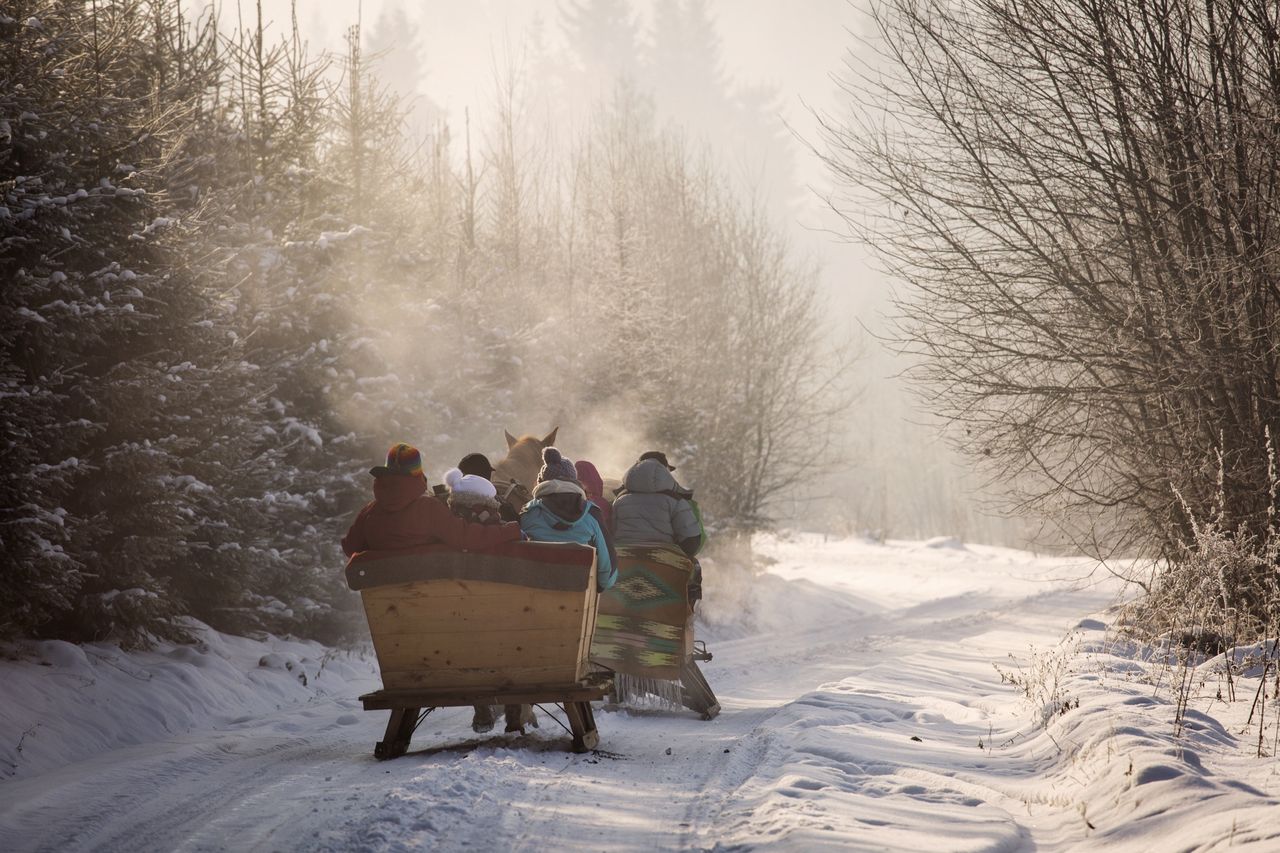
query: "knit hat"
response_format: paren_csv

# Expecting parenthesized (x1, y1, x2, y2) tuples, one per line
(370, 443, 424, 478)
(457, 453, 494, 481)
(639, 450, 675, 471)
(537, 447, 579, 484)
(533, 477, 586, 500)
(444, 467, 497, 501)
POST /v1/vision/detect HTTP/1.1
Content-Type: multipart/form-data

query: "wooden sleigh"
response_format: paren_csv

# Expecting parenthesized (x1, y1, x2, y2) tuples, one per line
(345, 541, 611, 757)
(589, 544, 720, 719)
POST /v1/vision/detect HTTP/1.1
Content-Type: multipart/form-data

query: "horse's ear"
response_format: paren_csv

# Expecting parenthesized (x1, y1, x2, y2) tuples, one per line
(504, 430, 518, 449)
(542, 427, 558, 447)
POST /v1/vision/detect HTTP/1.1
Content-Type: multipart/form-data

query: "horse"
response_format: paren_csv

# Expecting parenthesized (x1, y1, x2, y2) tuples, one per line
(492, 427, 558, 499)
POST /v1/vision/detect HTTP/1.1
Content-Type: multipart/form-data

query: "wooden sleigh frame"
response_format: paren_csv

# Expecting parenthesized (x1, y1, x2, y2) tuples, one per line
(346, 541, 612, 757)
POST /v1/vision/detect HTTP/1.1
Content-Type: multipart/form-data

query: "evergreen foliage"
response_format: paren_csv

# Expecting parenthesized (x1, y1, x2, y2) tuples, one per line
(2, 0, 226, 645)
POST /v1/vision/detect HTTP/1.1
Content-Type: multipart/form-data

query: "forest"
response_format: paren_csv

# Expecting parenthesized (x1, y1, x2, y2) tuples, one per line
(0, 0, 848, 645)
(7, 0, 1280, 659)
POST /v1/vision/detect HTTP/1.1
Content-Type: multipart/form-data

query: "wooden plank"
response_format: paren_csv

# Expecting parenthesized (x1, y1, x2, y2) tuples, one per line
(371, 628, 582, 670)
(360, 680, 612, 710)
(378, 664, 582, 691)
(374, 707, 420, 760)
(361, 578, 569, 600)
(575, 589, 599, 675)
(347, 544, 594, 592)
(362, 586, 582, 610)
(361, 591, 585, 635)
(563, 701, 599, 753)
(359, 573, 601, 694)
(679, 659, 720, 719)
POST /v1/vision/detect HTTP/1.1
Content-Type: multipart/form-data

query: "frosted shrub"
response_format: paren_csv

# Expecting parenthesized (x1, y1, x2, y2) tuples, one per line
(1126, 432, 1280, 645)
(1120, 448, 1280, 740)
(1126, 440, 1280, 650)
(994, 641, 1080, 728)
(1129, 522, 1279, 651)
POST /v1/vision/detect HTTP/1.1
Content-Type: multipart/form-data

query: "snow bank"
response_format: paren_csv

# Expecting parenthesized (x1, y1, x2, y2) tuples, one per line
(1030, 622, 1280, 849)
(691, 535, 1280, 850)
(0, 624, 379, 782)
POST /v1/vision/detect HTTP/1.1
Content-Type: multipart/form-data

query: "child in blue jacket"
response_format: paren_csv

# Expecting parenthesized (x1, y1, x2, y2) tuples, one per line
(519, 448, 617, 592)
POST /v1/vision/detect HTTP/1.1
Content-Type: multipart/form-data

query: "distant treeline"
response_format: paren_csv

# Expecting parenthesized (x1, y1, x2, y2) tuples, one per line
(0, 2, 847, 645)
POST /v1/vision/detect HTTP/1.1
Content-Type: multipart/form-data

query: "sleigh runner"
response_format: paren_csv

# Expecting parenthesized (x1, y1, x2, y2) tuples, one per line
(346, 541, 612, 756)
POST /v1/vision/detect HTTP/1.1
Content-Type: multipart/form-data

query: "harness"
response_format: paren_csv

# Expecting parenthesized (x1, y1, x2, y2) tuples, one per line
(493, 478, 533, 511)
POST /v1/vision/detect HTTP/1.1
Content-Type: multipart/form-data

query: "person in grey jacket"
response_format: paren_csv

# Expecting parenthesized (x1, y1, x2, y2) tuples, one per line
(612, 453, 703, 554)
(613, 452, 707, 606)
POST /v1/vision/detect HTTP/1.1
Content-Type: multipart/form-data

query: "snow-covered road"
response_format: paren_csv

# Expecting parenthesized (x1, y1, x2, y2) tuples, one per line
(4, 534, 1279, 851)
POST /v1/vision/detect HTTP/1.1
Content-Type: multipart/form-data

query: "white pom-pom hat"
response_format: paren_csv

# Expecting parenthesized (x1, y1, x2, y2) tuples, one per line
(444, 467, 497, 500)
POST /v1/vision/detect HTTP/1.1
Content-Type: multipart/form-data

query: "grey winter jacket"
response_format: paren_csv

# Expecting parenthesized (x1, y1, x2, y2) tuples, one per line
(612, 459, 703, 555)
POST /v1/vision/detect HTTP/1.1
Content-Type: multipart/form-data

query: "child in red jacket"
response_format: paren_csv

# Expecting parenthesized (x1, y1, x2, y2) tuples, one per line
(341, 443, 520, 556)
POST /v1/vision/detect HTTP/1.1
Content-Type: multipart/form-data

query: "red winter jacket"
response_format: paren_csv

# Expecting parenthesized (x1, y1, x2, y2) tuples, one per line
(341, 475, 521, 556)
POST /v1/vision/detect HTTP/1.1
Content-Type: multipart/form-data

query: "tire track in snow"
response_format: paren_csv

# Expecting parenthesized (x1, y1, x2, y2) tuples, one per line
(3, 731, 346, 853)
(0, 691, 404, 853)
(677, 721, 780, 850)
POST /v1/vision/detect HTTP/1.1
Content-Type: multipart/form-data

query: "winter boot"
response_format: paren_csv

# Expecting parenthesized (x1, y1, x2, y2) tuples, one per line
(504, 704, 538, 733)
(471, 704, 498, 733)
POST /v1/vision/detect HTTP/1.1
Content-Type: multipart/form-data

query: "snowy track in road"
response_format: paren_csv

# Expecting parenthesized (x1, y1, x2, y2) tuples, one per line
(4, 534, 1279, 851)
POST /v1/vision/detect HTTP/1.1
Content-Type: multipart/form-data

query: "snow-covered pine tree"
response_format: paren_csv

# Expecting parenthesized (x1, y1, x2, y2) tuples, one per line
(645, 0, 799, 214)
(558, 0, 641, 102)
(0, 0, 252, 645)
(184, 4, 377, 640)
(0, 4, 79, 630)
(364, 1, 441, 146)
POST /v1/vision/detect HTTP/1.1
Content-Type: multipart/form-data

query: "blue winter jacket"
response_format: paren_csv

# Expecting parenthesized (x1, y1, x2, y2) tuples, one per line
(519, 499, 617, 591)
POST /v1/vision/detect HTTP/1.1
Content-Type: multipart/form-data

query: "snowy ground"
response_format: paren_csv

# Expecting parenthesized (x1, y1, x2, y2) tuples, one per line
(3, 533, 1280, 851)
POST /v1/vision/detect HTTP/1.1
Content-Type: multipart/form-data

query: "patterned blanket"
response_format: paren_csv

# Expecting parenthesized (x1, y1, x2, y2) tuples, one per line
(589, 544, 693, 681)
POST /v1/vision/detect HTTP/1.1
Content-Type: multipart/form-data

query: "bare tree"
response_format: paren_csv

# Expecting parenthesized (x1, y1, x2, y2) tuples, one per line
(820, 0, 1280, 578)
(567, 90, 854, 539)
(674, 201, 856, 537)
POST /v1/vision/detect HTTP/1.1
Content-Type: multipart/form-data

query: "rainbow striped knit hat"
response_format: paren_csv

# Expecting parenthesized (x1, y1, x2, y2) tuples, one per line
(369, 442, 424, 478)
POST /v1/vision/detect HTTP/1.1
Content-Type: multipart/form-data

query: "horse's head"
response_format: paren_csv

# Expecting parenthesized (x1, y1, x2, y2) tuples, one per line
(493, 427, 559, 489)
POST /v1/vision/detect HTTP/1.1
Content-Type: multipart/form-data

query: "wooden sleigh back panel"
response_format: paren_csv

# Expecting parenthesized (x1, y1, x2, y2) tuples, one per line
(346, 542, 599, 692)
